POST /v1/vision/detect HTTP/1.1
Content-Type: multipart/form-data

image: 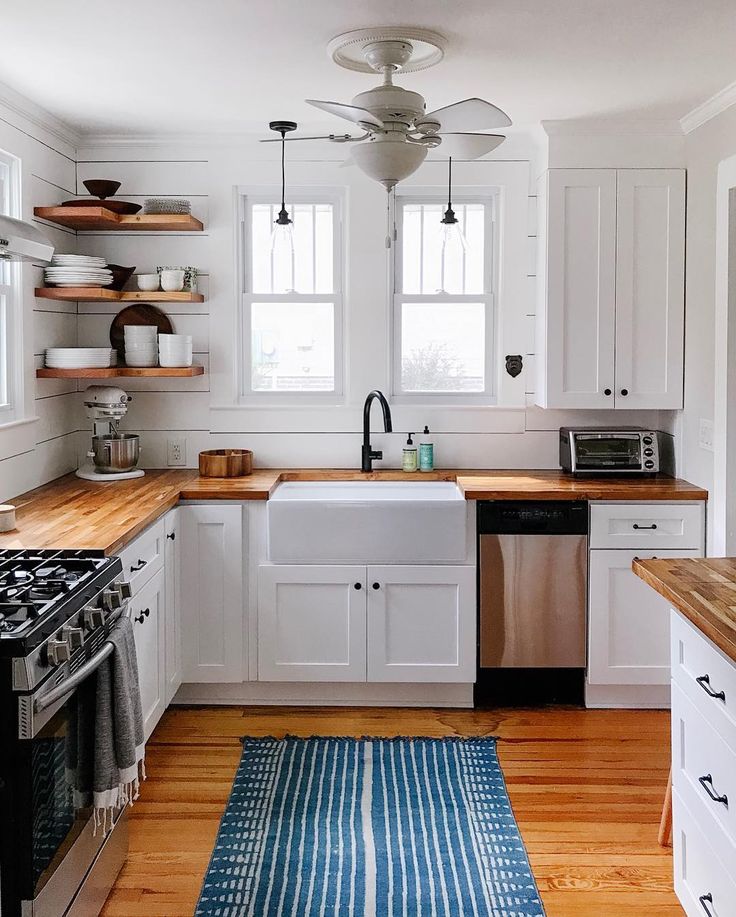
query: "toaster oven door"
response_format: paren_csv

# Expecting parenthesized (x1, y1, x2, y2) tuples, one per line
(572, 434, 643, 471)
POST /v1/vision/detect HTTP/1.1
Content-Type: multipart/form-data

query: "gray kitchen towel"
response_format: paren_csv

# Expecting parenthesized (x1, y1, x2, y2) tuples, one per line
(92, 615, 146, 832)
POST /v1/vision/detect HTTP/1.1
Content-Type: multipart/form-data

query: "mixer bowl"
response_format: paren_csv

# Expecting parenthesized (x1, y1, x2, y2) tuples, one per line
(90, 434, 140, 473)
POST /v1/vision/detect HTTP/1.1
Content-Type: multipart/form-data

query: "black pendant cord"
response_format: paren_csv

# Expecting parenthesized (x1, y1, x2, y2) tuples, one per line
(441, 156, 457, 225)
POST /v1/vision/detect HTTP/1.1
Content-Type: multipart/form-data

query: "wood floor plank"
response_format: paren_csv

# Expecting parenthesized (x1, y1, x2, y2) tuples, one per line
(101, 706, 683, 917)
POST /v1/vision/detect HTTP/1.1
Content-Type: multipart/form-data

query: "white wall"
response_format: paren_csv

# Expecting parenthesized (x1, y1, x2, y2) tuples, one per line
(0, 93, 79, 501)
(73, 132, 669, 472)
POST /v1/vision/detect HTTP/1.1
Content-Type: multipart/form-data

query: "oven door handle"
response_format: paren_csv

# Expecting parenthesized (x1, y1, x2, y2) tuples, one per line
(34, 637, 116, 714)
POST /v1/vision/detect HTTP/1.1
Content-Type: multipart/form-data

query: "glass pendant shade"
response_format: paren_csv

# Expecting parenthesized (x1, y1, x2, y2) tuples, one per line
(440, 207, 468, 252)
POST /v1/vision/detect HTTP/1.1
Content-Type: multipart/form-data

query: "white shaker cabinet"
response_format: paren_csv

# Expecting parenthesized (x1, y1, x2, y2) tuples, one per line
(180, 504, 244, 683)
(258, 565, 367, 682)
(163, 508, 182, 705)
(130, 566, 166, 741)
(536, 168, 685, 410)
(366, 565, 476, 683)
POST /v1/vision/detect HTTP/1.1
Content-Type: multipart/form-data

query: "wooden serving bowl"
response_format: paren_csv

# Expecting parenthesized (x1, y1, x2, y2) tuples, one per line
(199, 448, 253, 478)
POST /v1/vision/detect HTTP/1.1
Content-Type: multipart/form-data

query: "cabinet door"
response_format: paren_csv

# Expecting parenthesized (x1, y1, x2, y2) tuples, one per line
(588, 549, 701, 686)
(541, 169, 617, 408)
(163, 508, 181, 705)
(131, 566, 166, 741)
(258, 565, 366, 682)
(615, 169, 685, 409)
(180, 504, 243, 683)
(367, 565, 476, 683)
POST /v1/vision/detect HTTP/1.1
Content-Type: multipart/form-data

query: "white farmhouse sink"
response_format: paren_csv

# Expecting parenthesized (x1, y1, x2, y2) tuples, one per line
(268, 481, 467, 563)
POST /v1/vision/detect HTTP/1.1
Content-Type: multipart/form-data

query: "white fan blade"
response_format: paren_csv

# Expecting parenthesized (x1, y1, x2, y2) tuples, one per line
(306, 99, 384, 129)
(437, 132, 506, 159)
(426, 98, 511, 132)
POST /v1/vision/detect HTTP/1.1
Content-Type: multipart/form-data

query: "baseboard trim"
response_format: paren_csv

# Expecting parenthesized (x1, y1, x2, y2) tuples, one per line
(173, 681, 475, 708)
(585, 681, 671, 709)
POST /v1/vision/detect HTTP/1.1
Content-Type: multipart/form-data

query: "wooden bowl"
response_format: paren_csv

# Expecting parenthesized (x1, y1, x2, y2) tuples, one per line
(199, 449, 253, 478)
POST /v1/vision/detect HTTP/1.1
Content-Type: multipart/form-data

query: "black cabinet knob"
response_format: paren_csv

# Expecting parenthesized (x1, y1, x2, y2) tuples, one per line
(354, 582, 362, 590)
(372, 582, 380, 590)
(621, 388, 629, 396)
(167, 532, 176, 541)
(135, 613, 145, 624)
(604, 388, 612, 396)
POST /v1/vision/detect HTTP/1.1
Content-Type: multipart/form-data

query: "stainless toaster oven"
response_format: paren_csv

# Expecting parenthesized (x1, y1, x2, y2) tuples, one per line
(559, 427, 674, 475)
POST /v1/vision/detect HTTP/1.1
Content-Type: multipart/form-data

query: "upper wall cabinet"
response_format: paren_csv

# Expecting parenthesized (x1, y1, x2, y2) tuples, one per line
(535, 168, 685, 410)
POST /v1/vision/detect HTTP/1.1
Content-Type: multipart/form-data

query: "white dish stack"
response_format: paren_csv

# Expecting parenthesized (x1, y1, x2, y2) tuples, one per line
(124, 325, 158, 367)
(158, 334, 193, 367)
(44, 254, 113, 287)
(45, 348, 117, 369)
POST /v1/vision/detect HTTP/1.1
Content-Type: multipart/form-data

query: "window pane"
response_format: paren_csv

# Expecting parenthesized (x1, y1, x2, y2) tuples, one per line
(251, 302, 334, 392)
(401, 202, 485, 295)
(251, 203, 333, 295)
(400, 302, 485, 392)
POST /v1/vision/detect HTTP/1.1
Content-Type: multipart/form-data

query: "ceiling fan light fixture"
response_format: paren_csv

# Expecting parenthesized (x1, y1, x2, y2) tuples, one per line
(351, 137, 427, 191)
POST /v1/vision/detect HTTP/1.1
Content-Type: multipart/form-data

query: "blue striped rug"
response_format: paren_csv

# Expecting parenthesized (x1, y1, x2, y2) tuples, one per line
(196, 736, 545, 917)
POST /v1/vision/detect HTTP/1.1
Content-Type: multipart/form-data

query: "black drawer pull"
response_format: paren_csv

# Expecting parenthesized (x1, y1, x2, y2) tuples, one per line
(696, 674, 726, 702)
(354, 582, 362, 590)
(130, 558, 147, 572)
(699, 774, 728, 808)
(372, 582, 380, 590)
(632, 523, 657, 530)
(699, 893, 715, 916)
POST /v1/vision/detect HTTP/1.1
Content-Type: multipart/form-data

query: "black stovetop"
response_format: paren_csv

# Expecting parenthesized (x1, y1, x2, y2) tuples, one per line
(0, 549, 121, 655)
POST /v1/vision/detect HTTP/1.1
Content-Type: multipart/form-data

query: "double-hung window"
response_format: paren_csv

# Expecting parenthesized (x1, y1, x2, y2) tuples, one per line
(0, 149, 21, 424)
(392, 194, 496, 401)
(240, 191, 343, 399)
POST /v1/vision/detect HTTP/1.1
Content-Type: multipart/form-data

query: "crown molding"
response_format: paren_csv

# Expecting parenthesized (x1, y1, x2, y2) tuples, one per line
(0, 80, 80, 153)
(680, 80, 736, 135)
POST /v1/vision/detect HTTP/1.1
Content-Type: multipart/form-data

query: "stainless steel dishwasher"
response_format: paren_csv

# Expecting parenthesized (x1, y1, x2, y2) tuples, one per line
(478, 501, 588, 669)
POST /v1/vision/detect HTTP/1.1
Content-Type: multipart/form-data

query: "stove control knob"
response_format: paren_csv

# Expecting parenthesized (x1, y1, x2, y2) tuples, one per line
(63, 626, 84, 649)
(117, 581, 133, 600)
(102, 588, 123, 610)
(84, 607, 105, 630)
(47, 638, 71, 667)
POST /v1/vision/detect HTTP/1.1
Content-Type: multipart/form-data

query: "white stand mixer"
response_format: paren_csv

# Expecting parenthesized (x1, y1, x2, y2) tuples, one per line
(75, 385, 145, 481)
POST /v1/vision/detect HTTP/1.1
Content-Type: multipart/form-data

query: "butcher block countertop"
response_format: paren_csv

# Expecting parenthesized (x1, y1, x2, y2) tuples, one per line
(0, 468, 707, 556)
(634, 557, 736, 665)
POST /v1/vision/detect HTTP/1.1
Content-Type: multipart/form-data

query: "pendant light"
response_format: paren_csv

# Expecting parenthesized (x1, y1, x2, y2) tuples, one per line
(269, 120, 297, 257)
(439, 156, 468, 252)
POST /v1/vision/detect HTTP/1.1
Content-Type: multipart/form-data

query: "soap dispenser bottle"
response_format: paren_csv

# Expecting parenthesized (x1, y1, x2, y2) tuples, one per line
(402, 433, 418, 472)
(419, 425, 434, 472)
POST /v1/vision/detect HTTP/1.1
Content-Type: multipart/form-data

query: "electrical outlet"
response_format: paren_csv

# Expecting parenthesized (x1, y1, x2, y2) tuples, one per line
(167, 436, 186, 466)
(699, 419, 714, 452)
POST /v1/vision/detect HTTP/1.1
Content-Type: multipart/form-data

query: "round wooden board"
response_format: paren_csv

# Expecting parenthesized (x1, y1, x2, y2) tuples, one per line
(109, 303, 174, 359)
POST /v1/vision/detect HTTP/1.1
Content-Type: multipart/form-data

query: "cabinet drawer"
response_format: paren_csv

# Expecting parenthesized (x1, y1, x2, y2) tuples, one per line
(672, 612, 736, 754)
(589, 502, 704, 549)
(673, 683, 736, 871)
(674, 789, 736, 917)
(118, 519, 165, 594)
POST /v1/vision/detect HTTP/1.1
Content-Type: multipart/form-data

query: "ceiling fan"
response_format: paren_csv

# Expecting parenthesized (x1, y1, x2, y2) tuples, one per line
(262, 27, 511, 191)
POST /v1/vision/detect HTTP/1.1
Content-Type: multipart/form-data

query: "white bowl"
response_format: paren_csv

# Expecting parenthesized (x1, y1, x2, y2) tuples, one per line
(160, 269, 185, 292)
(124, 327, 157, 339)
(136, 273, 160, 291)
(159, 346, 193, 355)
(125, 341, 158, 351)
(125, 354, 158, 367)
(159, 352, 193, 368)
(158, 333, 192, 344)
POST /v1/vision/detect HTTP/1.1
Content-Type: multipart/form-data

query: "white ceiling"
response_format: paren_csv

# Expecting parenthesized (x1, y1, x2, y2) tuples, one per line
(3, 0, 736, 135)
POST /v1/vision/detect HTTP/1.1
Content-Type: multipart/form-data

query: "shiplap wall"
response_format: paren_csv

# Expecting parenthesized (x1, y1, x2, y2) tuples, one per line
(0, 100, 79, 501)
(73, 136, 672, 471)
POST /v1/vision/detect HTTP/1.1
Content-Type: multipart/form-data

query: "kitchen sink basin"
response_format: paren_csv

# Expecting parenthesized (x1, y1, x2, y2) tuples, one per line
(267, 480, 467, 563)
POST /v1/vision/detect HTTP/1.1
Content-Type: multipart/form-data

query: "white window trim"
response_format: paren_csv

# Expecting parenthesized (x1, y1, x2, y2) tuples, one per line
(390, 188, 498, 406)
(237, 187, 345, 405)
(0, 148, 22, 428)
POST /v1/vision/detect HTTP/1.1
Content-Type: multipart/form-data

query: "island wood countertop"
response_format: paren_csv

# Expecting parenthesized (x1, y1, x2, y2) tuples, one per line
(633, 557, 736, 665)
(0, 468, 707, 556)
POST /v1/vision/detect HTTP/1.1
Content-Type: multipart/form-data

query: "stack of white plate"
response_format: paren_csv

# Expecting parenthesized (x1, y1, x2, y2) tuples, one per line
(44, 254, 113, 288)
(45, 348, 117, 369)
(158, 333, 193, 367)
(124, 325, 158, 367)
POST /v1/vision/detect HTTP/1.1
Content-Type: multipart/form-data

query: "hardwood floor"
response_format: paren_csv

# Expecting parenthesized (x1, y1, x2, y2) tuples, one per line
(101, 706, 683, 917)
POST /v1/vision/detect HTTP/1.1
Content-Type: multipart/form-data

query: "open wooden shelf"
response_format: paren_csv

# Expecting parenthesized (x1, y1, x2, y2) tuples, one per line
(33, 206, 204, 232)
(35, 287, 204, 304)
(37, 365, 205, 379)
